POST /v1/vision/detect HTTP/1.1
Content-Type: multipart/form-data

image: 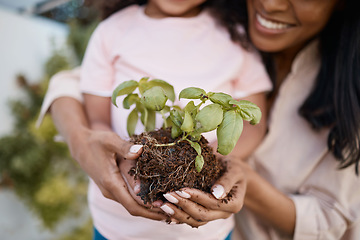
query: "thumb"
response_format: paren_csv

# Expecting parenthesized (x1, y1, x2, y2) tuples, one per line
(211, 158, 245, 199)
(109, 133, 143, 160)
(125, 144, 143, 160)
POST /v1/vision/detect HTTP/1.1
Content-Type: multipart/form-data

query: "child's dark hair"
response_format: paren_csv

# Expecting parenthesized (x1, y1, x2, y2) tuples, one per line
(233, 0, 360, 174)
(84, 0, 249, 46)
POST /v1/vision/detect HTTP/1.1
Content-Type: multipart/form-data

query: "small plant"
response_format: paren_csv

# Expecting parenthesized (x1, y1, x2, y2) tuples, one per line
(112, 77, 261, 172)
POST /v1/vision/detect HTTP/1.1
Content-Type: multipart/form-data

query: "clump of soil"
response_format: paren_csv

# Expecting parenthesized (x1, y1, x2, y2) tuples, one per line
(129, 128, 225, 204)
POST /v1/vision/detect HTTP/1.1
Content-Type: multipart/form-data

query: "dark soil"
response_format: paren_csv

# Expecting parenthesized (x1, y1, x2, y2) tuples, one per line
(129, 128, 225, 204)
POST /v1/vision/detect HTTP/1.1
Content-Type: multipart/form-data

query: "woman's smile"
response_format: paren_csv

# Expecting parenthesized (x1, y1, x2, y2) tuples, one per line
(255, 13, 294, 33)
(247, 0, 339, 54)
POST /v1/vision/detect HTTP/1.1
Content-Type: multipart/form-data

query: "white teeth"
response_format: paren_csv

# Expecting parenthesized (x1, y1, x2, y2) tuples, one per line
(256, 14, 290, 30)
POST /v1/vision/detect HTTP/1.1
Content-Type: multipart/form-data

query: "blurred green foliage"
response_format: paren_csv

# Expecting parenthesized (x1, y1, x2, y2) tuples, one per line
(57, 219, 93, 240)
(0, 4, 99, 237)
(68, 19, 98, 63)
(0, 53, 88, 229)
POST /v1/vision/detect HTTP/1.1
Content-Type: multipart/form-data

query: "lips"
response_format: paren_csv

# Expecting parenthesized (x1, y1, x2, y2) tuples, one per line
(256, 14, 291, 30)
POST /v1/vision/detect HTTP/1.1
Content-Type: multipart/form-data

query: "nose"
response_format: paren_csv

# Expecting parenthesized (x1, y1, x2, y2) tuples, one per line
(259, 0, 289, 12)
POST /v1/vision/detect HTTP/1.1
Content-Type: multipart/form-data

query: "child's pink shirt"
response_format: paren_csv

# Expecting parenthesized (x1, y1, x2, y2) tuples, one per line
(80, 5, 272, 240)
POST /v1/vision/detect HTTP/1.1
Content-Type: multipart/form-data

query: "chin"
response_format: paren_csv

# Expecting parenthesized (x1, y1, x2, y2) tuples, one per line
(250, 39, 279, 53)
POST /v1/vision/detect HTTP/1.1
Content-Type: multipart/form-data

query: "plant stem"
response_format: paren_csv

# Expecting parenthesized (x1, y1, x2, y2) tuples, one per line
(154, 142, 177, 147)
(160, 110, 167, 128)
(154, 133, 188, 147)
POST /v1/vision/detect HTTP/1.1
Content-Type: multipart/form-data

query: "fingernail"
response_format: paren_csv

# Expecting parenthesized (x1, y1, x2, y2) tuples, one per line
(212, 184, 225, 199)
(161, 219, 177, 225)
(163, 193, 179, 204)
(129, 145, 142, 154)
(175, 190, 191, 199)
(152, 200, 163, 208)
(160, 205, 174, 215)
(133, 184, 140, 194)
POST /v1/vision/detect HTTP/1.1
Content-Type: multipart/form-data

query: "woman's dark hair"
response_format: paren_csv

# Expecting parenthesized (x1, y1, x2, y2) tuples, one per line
(232, 0, 360, 174)
(299, 0, 360, 174)
(84, 0, 248, 45)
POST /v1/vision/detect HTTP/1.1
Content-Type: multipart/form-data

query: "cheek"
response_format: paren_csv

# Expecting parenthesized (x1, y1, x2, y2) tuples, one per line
(296, 12, 331, 39)
(295, 1, 338, 34)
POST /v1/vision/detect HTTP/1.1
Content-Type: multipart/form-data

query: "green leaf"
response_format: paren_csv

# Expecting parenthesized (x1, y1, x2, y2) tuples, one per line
(163, 116, 173, 129)
(189, 132, 201, 142)
(172, 105, 183, 112)
(195, 104, 223, 133)
(185, 139, 202, 155)
(141, 86, 168, 111)
(170, 109, 183, 128)
(145, 109, 156, 131)
(161, 106, 171, 113)
(181, 111, 194, 132)
(195, 155, 204, 172)
(111, 80, 138, 107)
(171, 125, 182, 139)
(230, 100, 262, 125)
(179, 87, 206, 100)
(123, 94, 139, 109)
(138, 77, 150, 94)
(148, 79, 175, 102)
(209, 92, 233, 108)
(216, 110, 243, 155)
(184, 101, 197, 117)
(127, 109, 138, 136)
(138, 103, 146, 125)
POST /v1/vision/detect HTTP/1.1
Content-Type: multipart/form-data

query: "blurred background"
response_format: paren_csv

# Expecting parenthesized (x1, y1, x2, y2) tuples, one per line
(0, 0, 99, 239)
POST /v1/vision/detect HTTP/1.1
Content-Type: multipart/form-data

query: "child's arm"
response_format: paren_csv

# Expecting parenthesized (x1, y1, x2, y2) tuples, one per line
(83, 94, 112, 131)
(226, 92, 268, 160)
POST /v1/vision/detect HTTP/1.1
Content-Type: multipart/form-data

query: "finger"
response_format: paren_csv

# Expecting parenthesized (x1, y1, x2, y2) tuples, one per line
(118, 158, 157, 209)
(117, 145, 164, 208)
(163, 193, 232, 222)
(124, 144, 143, 160)
(105, 172, 167, 220)
(211, 159, 246, 199)
(160, 203, 208, 228)
(100, 154, 166, 219)
(104, 133, 143, 160)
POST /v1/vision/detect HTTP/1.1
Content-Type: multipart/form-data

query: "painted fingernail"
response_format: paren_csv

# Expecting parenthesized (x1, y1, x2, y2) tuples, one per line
(152, 200, 163, 208)
(163, 193, 179, 204)
(133, 184, 140, 194)
(160, 205, 174, 215)
(129, 145, 142, 154)
(212, 184, 225, 199)
(175, 190, 191, 199)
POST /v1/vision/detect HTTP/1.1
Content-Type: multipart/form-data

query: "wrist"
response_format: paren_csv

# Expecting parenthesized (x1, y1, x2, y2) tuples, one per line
(241, 162, 258, 207)
(66, 125, 91, 162)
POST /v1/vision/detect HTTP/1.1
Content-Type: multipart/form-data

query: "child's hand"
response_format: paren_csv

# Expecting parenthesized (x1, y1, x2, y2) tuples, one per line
(159, 157, 247, 227)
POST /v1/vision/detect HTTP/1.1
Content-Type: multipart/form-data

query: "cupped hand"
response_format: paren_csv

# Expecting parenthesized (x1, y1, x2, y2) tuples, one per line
(68, 128, 167, 221)
(159, 157, 247, 227)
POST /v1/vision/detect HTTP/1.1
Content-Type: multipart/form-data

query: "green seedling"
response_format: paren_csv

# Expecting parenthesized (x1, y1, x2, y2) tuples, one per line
(112, 77, 261, 172)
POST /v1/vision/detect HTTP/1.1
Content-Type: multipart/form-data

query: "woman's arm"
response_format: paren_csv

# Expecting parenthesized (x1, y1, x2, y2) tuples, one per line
(241, 162, 296, 235)
(82, 94, 112, 131)
(161, 158, 295, 234)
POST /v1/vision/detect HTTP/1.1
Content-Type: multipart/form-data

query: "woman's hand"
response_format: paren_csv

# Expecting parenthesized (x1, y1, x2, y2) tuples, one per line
(159, 157, 247, 228)
(51, 98, 167, 221)
(70, 127, 168, 220)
